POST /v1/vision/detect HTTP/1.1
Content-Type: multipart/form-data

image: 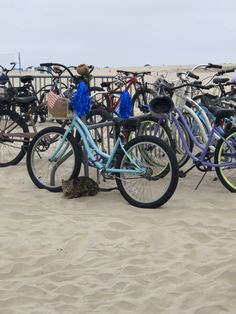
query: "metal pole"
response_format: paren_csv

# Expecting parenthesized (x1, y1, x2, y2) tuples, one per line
(18, 52, 22, 74)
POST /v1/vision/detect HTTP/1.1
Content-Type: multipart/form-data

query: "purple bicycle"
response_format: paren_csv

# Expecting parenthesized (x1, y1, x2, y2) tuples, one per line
(149, 96, 236, 192)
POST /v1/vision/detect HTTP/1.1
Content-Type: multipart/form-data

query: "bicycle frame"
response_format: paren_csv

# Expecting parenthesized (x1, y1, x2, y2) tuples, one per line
(49, 115, 147, 175)
(172, 107, 236, 168)
(0, 113, 37, 142)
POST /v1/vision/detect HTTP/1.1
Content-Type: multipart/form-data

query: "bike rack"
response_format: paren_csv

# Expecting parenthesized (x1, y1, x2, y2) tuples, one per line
(84, 118, 116, 183)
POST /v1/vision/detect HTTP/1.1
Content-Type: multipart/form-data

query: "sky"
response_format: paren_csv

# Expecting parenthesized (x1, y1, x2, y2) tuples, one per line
(1, 0, 236, 69)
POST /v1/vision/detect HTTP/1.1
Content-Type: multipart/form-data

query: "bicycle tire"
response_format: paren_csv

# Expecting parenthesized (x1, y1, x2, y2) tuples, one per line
(171, 118, 194, 168)
(128, 115, 176, 152)
(115, 135, 179, 208)
(26, 126, 81, 192)
(0, 109, 30, 167)
(132, 88, 156, 114)
(214, 127, 236, 192)
(86, 108, 112, 125)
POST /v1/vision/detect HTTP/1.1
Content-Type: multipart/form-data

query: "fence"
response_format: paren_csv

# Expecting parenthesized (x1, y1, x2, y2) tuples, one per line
(9, 74, 135, 97)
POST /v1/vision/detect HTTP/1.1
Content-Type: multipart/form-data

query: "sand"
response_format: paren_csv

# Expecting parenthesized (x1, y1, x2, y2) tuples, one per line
(1, 65, 236, 313)
(1, 160, 236, 313)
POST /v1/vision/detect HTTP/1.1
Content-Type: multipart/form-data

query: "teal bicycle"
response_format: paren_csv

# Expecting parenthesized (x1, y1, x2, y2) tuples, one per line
(26, 63, 179, 208)
(26, 115, 179, 208)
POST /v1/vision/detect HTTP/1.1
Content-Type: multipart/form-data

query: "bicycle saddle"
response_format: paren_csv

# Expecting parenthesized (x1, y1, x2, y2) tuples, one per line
(213, 77, 229, 84)
(208, 105, 235, 120)
(14, 95, 37, 105)
(20, 75, 34, 84)
(112, 117, 141, 130)
(101, 81, 113, 88)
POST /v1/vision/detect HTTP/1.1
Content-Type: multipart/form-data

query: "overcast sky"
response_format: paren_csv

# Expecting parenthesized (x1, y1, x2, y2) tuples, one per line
(1, 0, 236, 68)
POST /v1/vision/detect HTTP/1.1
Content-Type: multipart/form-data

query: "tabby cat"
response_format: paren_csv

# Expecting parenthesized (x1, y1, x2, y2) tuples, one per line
(62, 176, 117, 199)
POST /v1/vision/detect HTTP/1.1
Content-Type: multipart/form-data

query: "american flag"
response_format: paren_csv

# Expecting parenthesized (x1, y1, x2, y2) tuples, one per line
(47, 90, 62, 109)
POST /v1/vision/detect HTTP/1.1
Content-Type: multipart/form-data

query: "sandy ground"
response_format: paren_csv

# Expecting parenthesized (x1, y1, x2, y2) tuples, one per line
(1, 65, 236, 313)
(0, 157, 236, 314)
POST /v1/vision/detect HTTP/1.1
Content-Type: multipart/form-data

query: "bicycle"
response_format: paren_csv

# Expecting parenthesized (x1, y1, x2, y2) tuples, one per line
(91, 70, 156, 116)
(26, 69, 179, 208)
(149, 95, 236, 192)
(0, 63, 76, 167)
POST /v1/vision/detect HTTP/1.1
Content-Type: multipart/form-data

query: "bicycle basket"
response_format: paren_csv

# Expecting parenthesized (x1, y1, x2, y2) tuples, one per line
(172, 81, 188, 108)
(47, 90, 73, 119)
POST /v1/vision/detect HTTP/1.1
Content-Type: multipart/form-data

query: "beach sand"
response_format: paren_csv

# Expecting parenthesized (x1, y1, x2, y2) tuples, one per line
(1, 65, 236, 313)
(1, 160, 236, 314)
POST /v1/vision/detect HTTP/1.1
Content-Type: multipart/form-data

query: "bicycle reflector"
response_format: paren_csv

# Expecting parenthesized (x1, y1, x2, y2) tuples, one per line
(149, 96, 174, 117)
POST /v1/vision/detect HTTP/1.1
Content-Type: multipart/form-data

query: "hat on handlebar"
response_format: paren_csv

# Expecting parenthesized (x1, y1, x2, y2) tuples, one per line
(76, 64, 90, 76)
(149, 96, 174, 117)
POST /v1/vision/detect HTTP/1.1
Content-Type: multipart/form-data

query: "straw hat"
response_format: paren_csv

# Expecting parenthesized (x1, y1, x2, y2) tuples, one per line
(76, 64, 90, 76)
(53, 65, 62, 74)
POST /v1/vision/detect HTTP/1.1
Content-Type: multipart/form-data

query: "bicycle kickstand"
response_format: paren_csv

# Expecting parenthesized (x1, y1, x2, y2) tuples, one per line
(178, 164, 196, 178)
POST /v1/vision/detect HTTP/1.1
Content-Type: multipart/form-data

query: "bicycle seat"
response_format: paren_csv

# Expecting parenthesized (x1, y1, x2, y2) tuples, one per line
(14, 95, 37, 105)
(208, 105, 235, 120)
(101, 82, 113, 88)
(112, 117, 141, 130)
(213, 77, 229, 84)
(20, 75, 34, 84)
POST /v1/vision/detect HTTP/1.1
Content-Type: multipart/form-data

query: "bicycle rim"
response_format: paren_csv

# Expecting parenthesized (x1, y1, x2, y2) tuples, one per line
(0, 110, 29, 166)
(116, 136, 178, 208)
(215, 130, 236, 191)
(28, 129, 80, 191)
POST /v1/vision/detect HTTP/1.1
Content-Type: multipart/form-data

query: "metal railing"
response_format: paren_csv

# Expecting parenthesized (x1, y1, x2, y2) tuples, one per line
(9, 74, 135, 96)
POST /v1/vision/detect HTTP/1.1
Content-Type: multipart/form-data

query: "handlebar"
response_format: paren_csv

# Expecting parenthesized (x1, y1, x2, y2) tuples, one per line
(88, 65, 94, 74)
(0, 62, 16, 73)
(216, 67, 236, 76)
(186, 71, 199, 80)
(39, 62, 75, 78)
(206, 63, 222, 69)
(172, 82, 215, 91)
(116, 70, 151, 76)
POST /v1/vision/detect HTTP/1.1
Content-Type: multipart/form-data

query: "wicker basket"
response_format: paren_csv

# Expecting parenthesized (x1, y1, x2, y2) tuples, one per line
(47, 90, 73, 119)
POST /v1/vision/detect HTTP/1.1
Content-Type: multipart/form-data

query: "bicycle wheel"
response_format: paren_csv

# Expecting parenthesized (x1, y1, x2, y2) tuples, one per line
(115, 135, 179, 208)
(26, 126, 81, 192)
(132, 88, 156, 114)
(171, 119, 193, 168)
(86, 108, 112, 125)
(128, 116, 175, 152)
(214, 127, 236, 192)
(0, 109, 29, 167)
(182, 111, 209, 144)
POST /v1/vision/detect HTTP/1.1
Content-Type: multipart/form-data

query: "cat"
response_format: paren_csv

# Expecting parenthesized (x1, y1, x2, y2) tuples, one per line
(62, 176, 117, 199)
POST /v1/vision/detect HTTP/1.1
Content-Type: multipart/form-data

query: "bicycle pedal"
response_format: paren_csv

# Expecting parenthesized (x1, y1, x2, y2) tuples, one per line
(178, 170, 186, 178)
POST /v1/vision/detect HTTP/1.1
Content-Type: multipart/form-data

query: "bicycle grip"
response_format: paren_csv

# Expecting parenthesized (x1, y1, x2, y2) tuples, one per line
(207, 63, 222, 69)
(216, 68, 236, 76)
(88, 65, 94, 74)
(40, 63, 53, 67)
(187, 71, 199, 80)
